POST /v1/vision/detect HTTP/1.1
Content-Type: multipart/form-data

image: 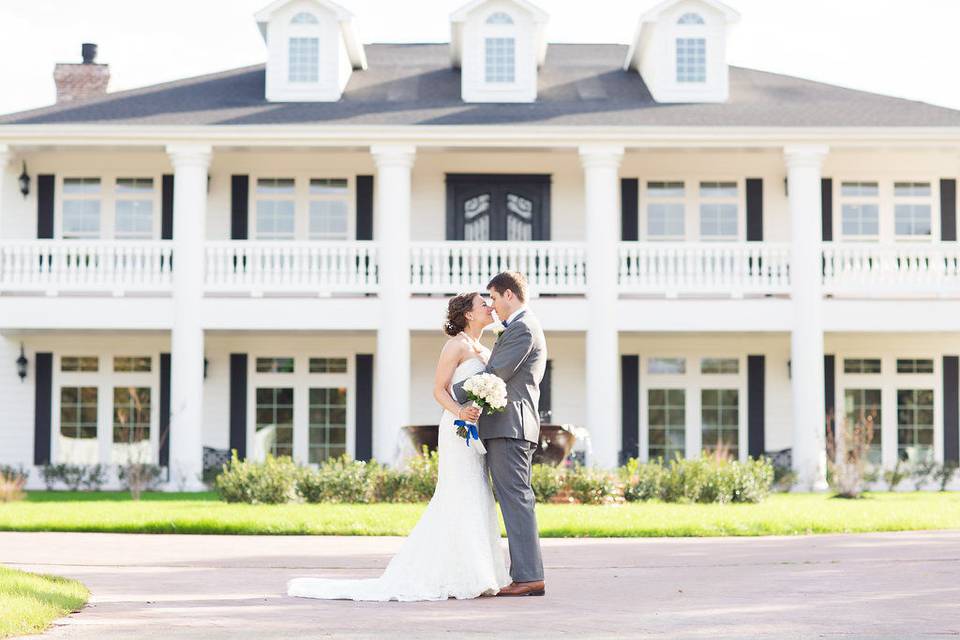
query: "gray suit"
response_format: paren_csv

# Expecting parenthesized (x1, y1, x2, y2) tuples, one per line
(452, 309, 546, 583)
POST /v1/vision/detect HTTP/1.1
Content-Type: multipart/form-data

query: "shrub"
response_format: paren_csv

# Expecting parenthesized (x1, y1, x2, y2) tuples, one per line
(399, 446, 439, 502)
(41, 464, 61, 490)
(0, 465, 27, 502)
(38, 464, 107, 491)
(367, 464, 409, 503)
(81, 464, 107, 491)
(565, 465, 616, 505)
(60, 465, 86, 491)
(622, 457, 667, 502)
(215, 451, 299, 504)
(297, 456, 371, 504)
(911, 460, 938, 490)
(730, 457, 774, 503)
(118, 463, 163, 500)
(826, 413, 875, 498)
(530, 464, 565, 503)
(884, 459, 909, 492)
(936, 462, 959, 491)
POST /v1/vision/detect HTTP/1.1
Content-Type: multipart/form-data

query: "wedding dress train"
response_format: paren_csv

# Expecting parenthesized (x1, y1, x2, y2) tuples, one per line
(287, 357, 510, 601)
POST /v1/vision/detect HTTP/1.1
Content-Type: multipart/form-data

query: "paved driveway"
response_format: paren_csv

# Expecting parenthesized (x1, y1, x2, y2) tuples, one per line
(4, 530, 959, 639)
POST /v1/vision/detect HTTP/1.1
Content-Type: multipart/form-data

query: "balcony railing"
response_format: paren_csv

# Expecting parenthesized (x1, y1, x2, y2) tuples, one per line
(205, 241, 379, 296)
(618, 242, 792, 297)
(822, 243, 960, 297)
(0, 240, 174, 295)
(409, 241, 588, 295)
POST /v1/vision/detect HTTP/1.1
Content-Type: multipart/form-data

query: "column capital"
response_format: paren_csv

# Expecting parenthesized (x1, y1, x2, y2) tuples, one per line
(578, 144, 625, 170)
(166, 144, 213, 169)
(783, 145, 829, 169)
(371, 144, 416, 169)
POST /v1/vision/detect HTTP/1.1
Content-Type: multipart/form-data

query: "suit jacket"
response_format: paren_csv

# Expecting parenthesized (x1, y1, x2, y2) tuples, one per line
(452, 310, 547, 444)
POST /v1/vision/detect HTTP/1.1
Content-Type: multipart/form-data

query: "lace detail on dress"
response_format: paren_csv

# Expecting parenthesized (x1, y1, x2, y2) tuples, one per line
(287, 357, 510, 601)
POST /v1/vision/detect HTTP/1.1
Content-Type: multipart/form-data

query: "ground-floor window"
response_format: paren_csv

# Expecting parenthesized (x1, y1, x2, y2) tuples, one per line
(897, 388, 934, 463)
(308, 387, 347, 463)
(701, 389, 739, 457)
(647, 389, 685, 461)
(59, 386, 99, 464)
(112, 386, 151, 464)
(843, 388, 882, 464)
(255, 387, 294, 458)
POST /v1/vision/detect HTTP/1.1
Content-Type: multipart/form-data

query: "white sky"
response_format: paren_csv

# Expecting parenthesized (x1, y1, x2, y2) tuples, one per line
(0, 0, 956, 116)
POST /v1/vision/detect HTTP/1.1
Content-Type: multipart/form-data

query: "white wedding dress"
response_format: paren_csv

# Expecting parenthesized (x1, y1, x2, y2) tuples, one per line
(287, 357, 511, 601)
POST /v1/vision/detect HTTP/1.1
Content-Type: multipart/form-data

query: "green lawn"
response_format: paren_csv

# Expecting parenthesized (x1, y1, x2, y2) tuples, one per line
(1, 491, 959, 537)
(0, 567, 88, 639)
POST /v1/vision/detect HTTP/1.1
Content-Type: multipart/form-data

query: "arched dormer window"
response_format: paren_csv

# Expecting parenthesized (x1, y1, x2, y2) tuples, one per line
(486, 11, 514, 24)
(288, 11, 320, 83)
(483, 11, 516, 83)
(675, 12, 706, 83)
(291, 12, 319, 24)
(677, 12, 705, 24)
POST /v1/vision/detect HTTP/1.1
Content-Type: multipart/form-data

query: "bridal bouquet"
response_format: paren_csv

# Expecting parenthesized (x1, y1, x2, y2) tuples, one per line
(455, 373, 508, 452)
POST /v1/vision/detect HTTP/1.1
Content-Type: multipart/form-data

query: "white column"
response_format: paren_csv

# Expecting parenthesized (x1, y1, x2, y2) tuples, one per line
(371, 144, 415, 465)
(785, 145, 829, 491)
(166, 144, 211, 491)
(580, 145, 624, 468)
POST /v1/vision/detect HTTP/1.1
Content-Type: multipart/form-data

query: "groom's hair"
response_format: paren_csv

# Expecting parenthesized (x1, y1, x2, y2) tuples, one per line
(487, 271, 528, 303)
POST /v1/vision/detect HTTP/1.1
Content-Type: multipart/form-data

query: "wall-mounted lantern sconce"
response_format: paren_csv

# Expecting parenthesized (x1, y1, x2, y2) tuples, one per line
(783, 176, 789, 197)
(207, 174, 211, 193)
(204, 357, 209, 379)
(18, 162, 30, 198)
(16, 344, 28, 382)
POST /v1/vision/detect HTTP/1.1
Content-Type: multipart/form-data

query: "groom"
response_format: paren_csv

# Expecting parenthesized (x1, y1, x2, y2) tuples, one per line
(454, 271, 547, 597)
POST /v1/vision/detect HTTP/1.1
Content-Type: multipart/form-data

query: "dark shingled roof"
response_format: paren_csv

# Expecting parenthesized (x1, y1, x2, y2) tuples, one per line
(3, 43, 959, 127)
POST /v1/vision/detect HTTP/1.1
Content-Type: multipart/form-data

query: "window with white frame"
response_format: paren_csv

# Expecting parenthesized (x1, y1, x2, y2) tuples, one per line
(61, 356, 99, 373)
(485, 36, 516, 83)
(844, 358, 881, 374)
(676, 37, 706, 83)
(678, 12, 705, 24)
(256, 387, 295, 459)
(701, 358, 739, 374)
(257, 357, 295, 373)
(309, 357, 348, 373)
(648, 357, 686, 375)
(699, 182, 738, 240)
(255, 179, 296, 240)
(288, 37, 320, 83)
(308, 179, 349, 240)
(646, 182, 685, 240)
(897, 358, 934, 374)
(893, 182, 932, 238)
(114, 178, 154, 239)
(648, 388, 685, 461)
(114, 356, 151, 373)
(839, 181, 880, 239)
(843, 388, 882, 465)
(308, 387, 347, 463)
(701, 388, 738, 457)
(59, 386, 98, 464)
(291, 11, 318, 24)
(62, 178, 102, 239)
(112, 386, 151, 464)
(897, 388, 934, 463)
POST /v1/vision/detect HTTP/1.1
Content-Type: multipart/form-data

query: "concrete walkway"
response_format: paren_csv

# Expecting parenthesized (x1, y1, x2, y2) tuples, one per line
(3, 530, 959, 639)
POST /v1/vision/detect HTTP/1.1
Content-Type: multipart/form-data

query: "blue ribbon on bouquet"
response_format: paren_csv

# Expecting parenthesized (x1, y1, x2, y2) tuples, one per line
(453, 420, 481, 447)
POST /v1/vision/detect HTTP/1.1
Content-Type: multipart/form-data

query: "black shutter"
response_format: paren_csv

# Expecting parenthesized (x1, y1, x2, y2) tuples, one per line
(821, 178, 833, 242)
(161, 175, 174, 240)
(229, 354, 248, 459)
(824, 354, 836, 447)
(746, 178, 763, 241)
(159, 353, 171, 467)
(356, 175, 374, 241)
(355, 354, 374, 461)
(747, 355, 765, 458)
(230, 175, 249, 240)
(941, 179, 957, 242)
(37, 175, 55, 239)
(33, 352, 53, 465)
(944, 356, 959, 463)
(540, 360, 553, 421)
(620, 355, 639, 465)
(620, 178, 638, 241)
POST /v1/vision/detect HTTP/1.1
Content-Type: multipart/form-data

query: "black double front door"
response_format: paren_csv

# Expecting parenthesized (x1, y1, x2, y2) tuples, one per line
(445, 174, 551, 241)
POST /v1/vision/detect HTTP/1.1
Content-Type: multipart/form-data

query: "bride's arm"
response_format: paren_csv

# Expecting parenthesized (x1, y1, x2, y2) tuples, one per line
(433, 340, 481, 422)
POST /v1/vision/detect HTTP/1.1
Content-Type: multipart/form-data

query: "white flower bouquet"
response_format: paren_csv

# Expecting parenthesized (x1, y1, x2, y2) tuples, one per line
(455, 373, 508, 452)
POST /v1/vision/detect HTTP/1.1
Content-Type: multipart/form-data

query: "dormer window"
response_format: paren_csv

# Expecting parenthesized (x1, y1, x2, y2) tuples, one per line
(484, 12, 516, 84)
(291, 11, 319, 24)
(676, 37, 706, 83)
(288, 11, 321, 83)
(678, 12, 705, 24)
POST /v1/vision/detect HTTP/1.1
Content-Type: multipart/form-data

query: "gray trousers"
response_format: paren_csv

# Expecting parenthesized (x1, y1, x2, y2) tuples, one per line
(485, 437, 544, 583)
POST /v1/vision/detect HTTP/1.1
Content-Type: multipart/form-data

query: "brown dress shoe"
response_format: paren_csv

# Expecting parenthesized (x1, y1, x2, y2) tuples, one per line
(496, 580, 545, 597)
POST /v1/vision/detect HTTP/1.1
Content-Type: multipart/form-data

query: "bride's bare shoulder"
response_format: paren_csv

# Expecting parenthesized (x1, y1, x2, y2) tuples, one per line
(440, 335, 470, 357)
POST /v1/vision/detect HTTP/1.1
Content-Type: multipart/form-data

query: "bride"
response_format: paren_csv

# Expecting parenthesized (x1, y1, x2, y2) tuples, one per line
(287, 292, 511, 601)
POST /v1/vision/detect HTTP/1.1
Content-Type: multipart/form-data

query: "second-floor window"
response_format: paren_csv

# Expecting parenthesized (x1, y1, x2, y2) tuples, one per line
(309, 179, 349, 240)
(643, 179, 741, 241)
(646, 182, 686, 240)
(840, 182, 880, 239)
(894, 182, 932, 238)
(255, 177, 351, 241)
(838, 180, 934, 241)
(115, 178, 154, 239)
(61, 176, 157, 240)
(699, 182, 738, 240)
(62, 178, 102, 239)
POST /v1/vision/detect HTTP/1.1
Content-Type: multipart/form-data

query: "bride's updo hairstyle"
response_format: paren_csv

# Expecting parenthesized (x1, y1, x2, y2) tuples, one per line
(444, 292, 478, 337)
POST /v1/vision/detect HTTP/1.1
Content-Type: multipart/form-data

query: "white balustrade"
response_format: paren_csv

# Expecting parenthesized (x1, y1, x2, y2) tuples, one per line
(204, 241, 379, 295)
(410, 242, 587, 295)
(618, 242, 792, 297)
(822, 243, 960, 297)
(0, 240, 174, 294)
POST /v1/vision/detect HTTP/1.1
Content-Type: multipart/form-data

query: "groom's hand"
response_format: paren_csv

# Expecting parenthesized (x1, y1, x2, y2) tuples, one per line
(460, 405, 481, 423)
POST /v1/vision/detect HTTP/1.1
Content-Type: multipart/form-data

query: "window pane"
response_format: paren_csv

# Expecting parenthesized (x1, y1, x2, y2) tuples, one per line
(309, 200, 348, 240)
(676, 37, 706, 83)
(894, 204, 931, 236)
(678, 12, 705, 24)
(844, 389, 882, 465)
(63, 178, 101, 194)
(648, 357, 685, 375)
(291, 11, 318, 24)
(843, 358, 881, 374)
(116, 178, 153, 194)
(647, 182, 685, 197)
(648, 388, 685, 461)
(115, 199, 154, 239)
(699, 203, 737, 238)
(256, 199, 296, 240)
(62, 200, 101, 238)
(896, 359, 934, 374)
(699, 181, 737, 198)
(61, 356, 99, 372)
(485, 37, 515, 83)
(256, 387, 295, 460)
(289, 37, 319, 82)
(701, 388, 738, 457)
(647, 203, 685, 237)
(309, 178, 348, 195)
(841, 204, 879, 236)
(58, 386, 99, 464)
(309, 357, 348, 373)
(841, 182, 879, 197)
(486, 11, 514, 24)
(701, 358, 739, 374)
(256, 357, 295, 373)
(112, 386, 152, 464)
(113, 356, 151, 372)
(897, 388, 934, 463)
(308, 387, 348, 464)
(894, 182, 931, 197)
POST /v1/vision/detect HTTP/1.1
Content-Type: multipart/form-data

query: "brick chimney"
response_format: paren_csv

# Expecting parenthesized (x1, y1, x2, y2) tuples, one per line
(53, 43, 110, 103)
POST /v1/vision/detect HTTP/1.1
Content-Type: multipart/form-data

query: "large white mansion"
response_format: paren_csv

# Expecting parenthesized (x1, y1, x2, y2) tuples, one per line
(2, 0, 959, 491)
